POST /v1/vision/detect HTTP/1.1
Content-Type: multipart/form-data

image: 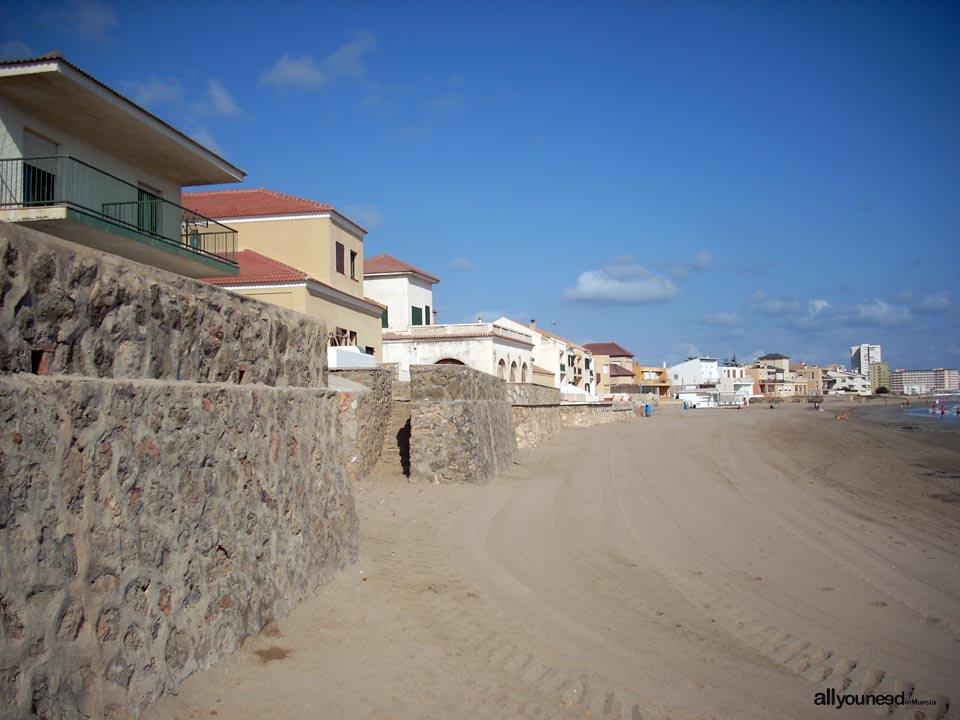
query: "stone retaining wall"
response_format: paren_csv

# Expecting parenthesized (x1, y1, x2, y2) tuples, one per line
(507, 382, 560, 406)
(329, 368, 392, 481)
(0, 224, 360, 718)
(0, 376, 358, 719)
(512, 405, 563, 450)
(409, 365, 516, 484)
(509, 383, 562, 450)
(560, 401, 638, 428)
(0, 223, 327, 387)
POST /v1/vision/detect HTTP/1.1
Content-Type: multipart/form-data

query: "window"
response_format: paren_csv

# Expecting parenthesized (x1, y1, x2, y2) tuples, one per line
(330, 327, 358, 346)
(411, 306, 423, 326)
(336, 242, 345, 274)
(350, 250, 357, 279)
(137, 185, 161, 235)
(424, 304, 431, 325)
(381, 308, 389, 329)
(365, 346, 375, 356)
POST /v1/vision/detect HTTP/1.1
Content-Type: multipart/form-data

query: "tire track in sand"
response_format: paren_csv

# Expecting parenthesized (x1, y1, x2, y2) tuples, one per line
(360, 486, 652, 719)
(604, 425, 956, 720)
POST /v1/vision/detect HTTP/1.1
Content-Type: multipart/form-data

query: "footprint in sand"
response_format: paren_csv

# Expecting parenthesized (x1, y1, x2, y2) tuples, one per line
(925, 617, 941, 625)
(868, 601, 888, 607)
(819, 587, 834, 592)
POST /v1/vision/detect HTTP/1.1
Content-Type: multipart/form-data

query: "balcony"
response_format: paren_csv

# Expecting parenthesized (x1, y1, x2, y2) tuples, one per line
(0, 156, 238, 277)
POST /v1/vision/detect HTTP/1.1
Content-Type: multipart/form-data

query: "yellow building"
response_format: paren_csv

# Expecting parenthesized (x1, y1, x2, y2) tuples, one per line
(634, 365, 672, 397)
(187, 189, 383, 356)
(869, 361, 890, 392)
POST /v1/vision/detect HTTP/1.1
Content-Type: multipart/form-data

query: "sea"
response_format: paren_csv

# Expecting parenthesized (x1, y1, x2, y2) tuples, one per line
(898, 394, 960, 425)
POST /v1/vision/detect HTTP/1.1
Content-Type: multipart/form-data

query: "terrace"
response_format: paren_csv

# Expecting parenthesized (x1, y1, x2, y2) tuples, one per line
(0, 155, 238, 277)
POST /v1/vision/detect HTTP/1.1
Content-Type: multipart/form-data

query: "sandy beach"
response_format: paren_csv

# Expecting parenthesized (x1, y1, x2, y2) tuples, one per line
(143, 402, 960, 720)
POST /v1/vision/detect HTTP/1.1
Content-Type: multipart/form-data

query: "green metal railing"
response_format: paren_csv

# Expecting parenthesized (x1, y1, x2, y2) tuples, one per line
(0, 155, 237, 265)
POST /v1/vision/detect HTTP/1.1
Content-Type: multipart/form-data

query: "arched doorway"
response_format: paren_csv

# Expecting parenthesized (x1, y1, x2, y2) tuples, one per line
(509, 361, 518, 382)
(521, 362, 529, 383)
(435, 358, 465, 365)
(497, 359, 506, 379)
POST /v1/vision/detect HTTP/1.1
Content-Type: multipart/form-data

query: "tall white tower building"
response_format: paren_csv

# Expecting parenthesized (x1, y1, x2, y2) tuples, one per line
(850, 344, 882, 375)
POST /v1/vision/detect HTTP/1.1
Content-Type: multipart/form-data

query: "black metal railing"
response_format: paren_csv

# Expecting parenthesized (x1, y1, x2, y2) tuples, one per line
(0, 155, 237, 265)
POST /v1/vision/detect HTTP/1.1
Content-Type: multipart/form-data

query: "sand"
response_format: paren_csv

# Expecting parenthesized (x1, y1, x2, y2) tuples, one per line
(143, 401, 960, 720)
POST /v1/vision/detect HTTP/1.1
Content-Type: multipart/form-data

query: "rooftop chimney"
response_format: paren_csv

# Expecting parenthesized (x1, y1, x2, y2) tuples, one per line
(529, 319, 536, 329)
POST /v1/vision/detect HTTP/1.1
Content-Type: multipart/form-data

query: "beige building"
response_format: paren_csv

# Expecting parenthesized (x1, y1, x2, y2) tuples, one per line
(0, 53, 244, 278)
(584, 342, 635, 395)
(869, 361, 890, 392)
(185, 189, 383, 356)
(792, 363, 825, 397)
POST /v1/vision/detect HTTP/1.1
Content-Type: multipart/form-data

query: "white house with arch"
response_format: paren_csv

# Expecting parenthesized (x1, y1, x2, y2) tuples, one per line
(381, 321, 534, 382)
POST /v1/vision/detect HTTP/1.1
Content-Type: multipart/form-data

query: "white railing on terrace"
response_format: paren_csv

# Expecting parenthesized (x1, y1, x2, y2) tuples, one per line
(387, 322, 533, 345)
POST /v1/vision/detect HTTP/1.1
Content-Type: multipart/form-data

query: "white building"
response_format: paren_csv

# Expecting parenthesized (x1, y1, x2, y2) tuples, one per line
(718, 366, 754, 405)
(363, 254, 440, 331)
(381, 321, 534, 382)
(668, 357, 722, 407)
(495, 318, 595, 394)
(850, 344, 882, 376)
(824, 364, 872, 395)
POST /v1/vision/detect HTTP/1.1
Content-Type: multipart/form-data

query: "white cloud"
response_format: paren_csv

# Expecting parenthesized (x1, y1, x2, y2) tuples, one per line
(691, 250, 713, 270)
(40, 0, 117, 42)
(324, 31, 376, 79)
(852, 298, 911, 326)
(342, 203, 381, 229)
(206, 80, 240, 117)
(449, 256, 472, 270)
(669, 249, 714, 278)
(564, 263, 678, 304)
(125, 77, 185, 108)
(919, 291, 951, 313)
(188, 127, 224, 157)
(261, 32, 377, 90)
(748, 290, 801, 316)
(808, 299, 830, 315)
(703, 311, 742, 326)
(260, 54, 326, 89)
(0, 41, 32, 59)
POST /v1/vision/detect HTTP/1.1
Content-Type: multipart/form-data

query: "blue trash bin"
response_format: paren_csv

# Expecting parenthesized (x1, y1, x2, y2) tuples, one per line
(645, 404, 652, 417)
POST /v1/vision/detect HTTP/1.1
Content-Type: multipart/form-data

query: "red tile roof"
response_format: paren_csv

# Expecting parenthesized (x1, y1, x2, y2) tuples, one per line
(364, 254, 440, 283)
(201, 250, 307, 285)
(609, 364, 635, 378)
(584, 342, 634, 358)
(199, 250, 385, 310)
(182, 188, 363, 228)
(532, 364, 554, 375)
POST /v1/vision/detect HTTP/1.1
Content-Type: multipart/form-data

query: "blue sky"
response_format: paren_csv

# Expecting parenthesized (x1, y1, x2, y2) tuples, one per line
(3, 0, 958, 370)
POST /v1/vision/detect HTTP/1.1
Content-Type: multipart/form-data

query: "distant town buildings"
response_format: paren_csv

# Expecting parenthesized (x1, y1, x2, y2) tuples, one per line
(889, 368, 960, 395)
